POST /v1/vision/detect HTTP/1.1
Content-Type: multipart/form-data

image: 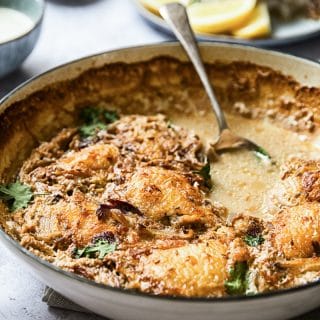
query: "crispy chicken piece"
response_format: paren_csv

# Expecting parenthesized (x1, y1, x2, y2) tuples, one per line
(57, 143, 119, 175)
(30, 143, 118, 179)
(270, 159, 320, 259)
(278, 158, 320, 204)
(19, 128, 77, 179)
(21, 197, 62, 241)
(102, 114, 203, 172)
(20, 142, 119, 197)
(16, 191, 110, 248)
(135, 240, 227, 297)
(55, 191, 118, 247)
(104, 166, 223, 227)
(272, 204, 320, 259)
(278, 257, 320, 273)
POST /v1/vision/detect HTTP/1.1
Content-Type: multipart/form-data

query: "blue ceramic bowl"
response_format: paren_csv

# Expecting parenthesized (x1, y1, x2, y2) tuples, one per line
(0, 0, 45, 78)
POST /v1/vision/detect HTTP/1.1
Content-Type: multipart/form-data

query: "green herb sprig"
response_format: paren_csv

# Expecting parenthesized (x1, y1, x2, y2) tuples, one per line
(79, 123, 106, 138)
(79, 107, 119, 138)
(73, 240, 117, 260)
(194, 161, 213, 189)
(225, 261, 249, 295)
(244, 234, 265, 247)
(253, 146, 273, 163)
(0, 182, 33, 212)
(103, 110, 119, 124)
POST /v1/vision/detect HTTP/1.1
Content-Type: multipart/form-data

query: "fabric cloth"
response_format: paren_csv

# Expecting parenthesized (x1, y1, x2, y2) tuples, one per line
(42, 287, 90, 313)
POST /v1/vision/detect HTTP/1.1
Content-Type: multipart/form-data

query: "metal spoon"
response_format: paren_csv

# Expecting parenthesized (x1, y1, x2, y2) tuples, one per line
(160, 3, 271, 160)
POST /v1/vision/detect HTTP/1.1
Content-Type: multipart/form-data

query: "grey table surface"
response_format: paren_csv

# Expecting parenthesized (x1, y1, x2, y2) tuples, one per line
(1, 1, 320, 319)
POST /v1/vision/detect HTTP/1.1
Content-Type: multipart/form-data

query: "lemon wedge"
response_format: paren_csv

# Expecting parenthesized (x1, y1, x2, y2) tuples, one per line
(187, 0, 257, 34)
(139, 0, 174, 15)
(232, 2, 271, 39)
(139, 0, 190, 15)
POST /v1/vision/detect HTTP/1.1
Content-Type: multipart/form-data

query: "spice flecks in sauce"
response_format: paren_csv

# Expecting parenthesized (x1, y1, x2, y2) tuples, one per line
(170, 112, 317, 216)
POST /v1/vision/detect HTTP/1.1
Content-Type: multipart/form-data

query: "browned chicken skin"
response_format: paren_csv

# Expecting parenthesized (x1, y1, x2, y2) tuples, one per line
(104, 166, 222, 227)
(270, 159, 320, 259)
(4, 114, 320, 297)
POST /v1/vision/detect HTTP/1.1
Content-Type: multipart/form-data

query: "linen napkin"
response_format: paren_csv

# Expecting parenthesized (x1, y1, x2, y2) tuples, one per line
(42, 287, 90, 313)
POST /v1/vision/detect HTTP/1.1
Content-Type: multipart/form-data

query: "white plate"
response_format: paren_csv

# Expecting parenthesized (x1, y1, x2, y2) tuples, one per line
(134, 0, 320, 47)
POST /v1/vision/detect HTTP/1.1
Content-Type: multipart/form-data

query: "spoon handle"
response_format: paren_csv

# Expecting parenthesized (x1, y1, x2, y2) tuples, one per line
(160, 3, 228, 131)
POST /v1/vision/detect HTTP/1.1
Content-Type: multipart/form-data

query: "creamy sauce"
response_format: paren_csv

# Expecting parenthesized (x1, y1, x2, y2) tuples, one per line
(172, 112, 319, 217)
(0, 8, 34, 44)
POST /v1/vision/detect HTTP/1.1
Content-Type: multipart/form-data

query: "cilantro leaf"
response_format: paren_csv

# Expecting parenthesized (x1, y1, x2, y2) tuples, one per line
(244, 234, 264, 247)
(103, 110, 119, 124)
(80, 107, 100, 124)
(79, 107, 118, 137)
(73, 240, 117, 260)
(225, 262, 249, 295)
(253, 146, 272, 163)
(0, 182, 33, 211)
(79, 123, 107, 138)
(194, 161, 213, 189)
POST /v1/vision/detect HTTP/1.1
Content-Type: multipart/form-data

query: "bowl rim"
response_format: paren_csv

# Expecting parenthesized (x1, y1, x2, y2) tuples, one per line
(1, 41, 320, 303)
(0, 0, 45, 46)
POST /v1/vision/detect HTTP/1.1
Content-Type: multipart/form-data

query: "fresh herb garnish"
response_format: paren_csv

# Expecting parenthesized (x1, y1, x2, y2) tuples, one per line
(79, 123, 106, 138)
(244, 234, 264, 247)
(253, 146, 272, 163)
(103, 110, 119, 124)
(225, 261, 249, 295)
(0, 182, 33, 212)
(73, 239, 117, 259)
(194, 161, 213, 189)
(80, 107, 101, 124)
(79, 107, 118, 137)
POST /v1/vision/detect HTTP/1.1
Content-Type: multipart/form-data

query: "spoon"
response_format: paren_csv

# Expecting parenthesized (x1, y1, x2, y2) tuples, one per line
(160, 3, 271, 161)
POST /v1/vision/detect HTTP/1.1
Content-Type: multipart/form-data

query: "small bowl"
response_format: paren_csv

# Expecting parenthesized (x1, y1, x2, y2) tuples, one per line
(0, 0, 45, 78)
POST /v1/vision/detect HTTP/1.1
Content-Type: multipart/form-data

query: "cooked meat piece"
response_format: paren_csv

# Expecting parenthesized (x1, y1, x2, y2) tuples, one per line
(14, 113, 320, 297)
(57, 143, 119, 174)
(135, 240, 227, 297)
(55, 191, 120, 247)
(19, 128, 77, 180)
(268, 159, 320, 259)
(22, 142, 118, 181)
(278, 257, 320, 273)
(272, 203, 320, 259)
(104, 166, 223, 227)
(265, 158, 320, 215)
(280, 158, 320, 203)
(13, 197, 63, 245)
(302, 170, 320, 202)
(101, 114, 203, 172)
